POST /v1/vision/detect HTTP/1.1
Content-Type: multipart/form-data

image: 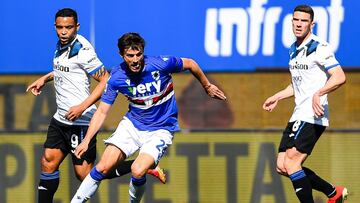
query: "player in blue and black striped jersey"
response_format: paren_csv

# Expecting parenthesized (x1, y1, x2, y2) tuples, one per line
(71, 32, 226, 202)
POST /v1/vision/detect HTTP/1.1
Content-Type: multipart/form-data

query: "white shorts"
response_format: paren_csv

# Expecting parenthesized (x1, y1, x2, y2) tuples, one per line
(104, 117, 173, 164)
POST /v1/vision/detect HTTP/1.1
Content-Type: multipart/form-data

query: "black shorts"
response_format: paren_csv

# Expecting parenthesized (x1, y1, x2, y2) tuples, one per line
(278, 120, 326, 155)
(44, 117, 97, 165)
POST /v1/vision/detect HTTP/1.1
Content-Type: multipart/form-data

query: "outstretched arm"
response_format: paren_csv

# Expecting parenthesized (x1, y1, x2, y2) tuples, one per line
(312, 66, 346, 117)
(65, 67, 109, 121)
(75, 101, 112, 159)
(181, 58, 226, 100)
(263, 84, 294, 112)
(26, 71, 54, 96)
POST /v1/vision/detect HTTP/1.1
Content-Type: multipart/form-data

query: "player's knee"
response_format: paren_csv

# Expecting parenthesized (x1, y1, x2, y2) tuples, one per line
(74, 171, 87, 181)
(41, 156, 58, 172)
(131, 163, 147, 178)
(276, 165, 287, 175)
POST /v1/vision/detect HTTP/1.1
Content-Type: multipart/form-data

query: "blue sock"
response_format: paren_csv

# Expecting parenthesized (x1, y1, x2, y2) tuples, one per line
(289, 169, 314, 203)
(129, 176, 146, 202)
(90, 167, 106, 181)
(38, 171, 60, 203)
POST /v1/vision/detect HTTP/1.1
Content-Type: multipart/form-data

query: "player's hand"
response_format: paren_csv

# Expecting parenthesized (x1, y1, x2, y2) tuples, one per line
(262, 96, 278, 112)
(312, 92, 324, 117)
(205, 84, 227, 100)
(75, 141, 89, 159)
(65, 104, 85, 121)
(26, 79, 45, 96)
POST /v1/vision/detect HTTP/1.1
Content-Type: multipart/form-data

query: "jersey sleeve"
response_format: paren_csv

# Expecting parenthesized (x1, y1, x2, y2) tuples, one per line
(316, 44, 340, 71)
(160, 55, 183, 73)
(101, 81, 119, 105)
(78, 47, 104, 75)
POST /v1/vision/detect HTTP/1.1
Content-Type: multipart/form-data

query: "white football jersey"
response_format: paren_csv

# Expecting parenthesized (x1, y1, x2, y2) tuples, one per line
(288, 34, 340, 126)
(52, 34, 103, 125)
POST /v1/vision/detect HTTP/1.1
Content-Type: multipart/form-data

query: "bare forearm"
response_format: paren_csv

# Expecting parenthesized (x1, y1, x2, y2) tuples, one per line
(78, 68, 109, 111)
(273, 84, 294, 101)
(43, 72, 54, 82)
(83, 107, 107, 143)
(316, 67, 346, 96)
(182, 58, 210, 88)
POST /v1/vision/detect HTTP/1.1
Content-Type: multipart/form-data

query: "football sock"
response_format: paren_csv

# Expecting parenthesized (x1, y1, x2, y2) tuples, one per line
(38, 171, 60, 203)
(129, 176, 146, 203)
(71, 167, 104, 203)
(302, 167, 336, 197)
(104, 160, 134, 179)
(289, 169, 314, 203)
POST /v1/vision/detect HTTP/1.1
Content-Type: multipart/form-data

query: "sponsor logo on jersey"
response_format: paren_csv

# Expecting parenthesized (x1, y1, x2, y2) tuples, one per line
(54, 62, 70, 72)
(129, 80, 162, 96)
(290, 64, 309, 70)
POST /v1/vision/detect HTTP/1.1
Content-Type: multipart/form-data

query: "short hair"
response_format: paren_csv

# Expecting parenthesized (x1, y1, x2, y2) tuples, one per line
(294, 5, 314, 21)
(55, 8, 78, 24)
(117, 32, 146, 55)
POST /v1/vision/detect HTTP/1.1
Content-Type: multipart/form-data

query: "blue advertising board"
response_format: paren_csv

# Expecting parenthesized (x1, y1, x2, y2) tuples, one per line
(0, 0, 358, 73)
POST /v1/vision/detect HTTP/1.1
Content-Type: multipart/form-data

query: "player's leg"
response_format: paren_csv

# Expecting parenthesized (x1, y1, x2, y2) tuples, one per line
(129, 129, 173, 202)
(284, 147, 314, 203)
(276, 152, 288, 176)
(71, 144, 125, 202)
(38, 118, 68, 203)
(129, 153, 156, 202)
(282, 120, 322, 203)
(104, 160, 167, 184)
(38, 148, 66, 203)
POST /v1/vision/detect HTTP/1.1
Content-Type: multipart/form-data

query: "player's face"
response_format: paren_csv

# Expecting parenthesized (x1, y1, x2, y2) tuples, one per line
(292, 11, 314, 41)
(55, 17, 79, 45)
(122, 47, 144, 73)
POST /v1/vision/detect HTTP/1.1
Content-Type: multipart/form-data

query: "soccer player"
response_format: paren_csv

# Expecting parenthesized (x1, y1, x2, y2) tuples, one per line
(70, 32, 227, 202)
(262, 5, 348, 203)
(27, 9, 165, 203)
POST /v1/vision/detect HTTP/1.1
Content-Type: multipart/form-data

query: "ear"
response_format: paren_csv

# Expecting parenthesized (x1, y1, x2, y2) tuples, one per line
(119, 51, 124, 58)
(310, 21, 315, 30)
(76, 23, 80, 31)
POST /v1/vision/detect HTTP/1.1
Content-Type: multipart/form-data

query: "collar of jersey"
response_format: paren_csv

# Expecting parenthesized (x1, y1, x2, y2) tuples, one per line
(56, 35, 78, 51)
(296, 34, 314, 50)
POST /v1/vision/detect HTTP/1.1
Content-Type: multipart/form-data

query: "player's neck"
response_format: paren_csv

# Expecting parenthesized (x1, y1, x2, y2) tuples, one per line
(296, 32, 312, 47)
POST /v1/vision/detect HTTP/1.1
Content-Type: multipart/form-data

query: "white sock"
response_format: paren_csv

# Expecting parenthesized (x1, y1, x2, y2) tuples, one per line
(71, 173, 101, 203)
(129, 176, 146, 203)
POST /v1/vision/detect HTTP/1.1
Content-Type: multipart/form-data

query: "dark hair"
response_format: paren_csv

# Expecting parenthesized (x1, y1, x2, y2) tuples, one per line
(55, 8, 78, 24)
(294, 5, 314, 21)
(117, 32, 145, 55)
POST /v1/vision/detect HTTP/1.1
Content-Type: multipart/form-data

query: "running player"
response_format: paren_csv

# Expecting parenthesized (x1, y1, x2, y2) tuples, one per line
(70, 32, 226, 202)
(27, 9, 165, 203)
(262, 5, 347, 203)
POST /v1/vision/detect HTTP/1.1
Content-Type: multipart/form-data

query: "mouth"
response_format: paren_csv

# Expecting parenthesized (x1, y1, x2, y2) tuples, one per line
(129, 63, 141, 72)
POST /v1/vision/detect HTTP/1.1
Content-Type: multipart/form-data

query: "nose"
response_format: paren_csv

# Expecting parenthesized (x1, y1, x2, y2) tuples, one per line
(61, 28, 67, 35)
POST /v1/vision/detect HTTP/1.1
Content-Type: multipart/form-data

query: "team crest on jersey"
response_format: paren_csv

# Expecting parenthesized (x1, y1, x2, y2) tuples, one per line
(151, 71, 160, 80)
(125, 79, 131, 86)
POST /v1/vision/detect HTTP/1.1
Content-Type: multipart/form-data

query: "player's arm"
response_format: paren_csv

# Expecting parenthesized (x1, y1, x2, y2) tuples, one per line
(26, 71, 54, 96)
(312, 65, 346, 117)
(75, 101, 112, 159)
(263, 84, 294, 112)
(65, 66, 109, 121)
(181, 58, 226, 100)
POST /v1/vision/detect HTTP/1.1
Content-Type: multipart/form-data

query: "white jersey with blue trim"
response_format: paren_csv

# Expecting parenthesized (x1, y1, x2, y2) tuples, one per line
(53, 34, 104, 125)
(288, 34, 340, 126)
(101, 55, 183, 132)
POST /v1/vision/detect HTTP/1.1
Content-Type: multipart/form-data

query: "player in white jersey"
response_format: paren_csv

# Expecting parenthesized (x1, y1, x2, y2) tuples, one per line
(70, 32, 227, 203)
(27, 9, 165, 203)
(263, 5, 348, 203)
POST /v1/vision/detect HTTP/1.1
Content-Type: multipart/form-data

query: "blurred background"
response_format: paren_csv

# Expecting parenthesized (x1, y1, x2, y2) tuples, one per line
(0, 0, 359, 202)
